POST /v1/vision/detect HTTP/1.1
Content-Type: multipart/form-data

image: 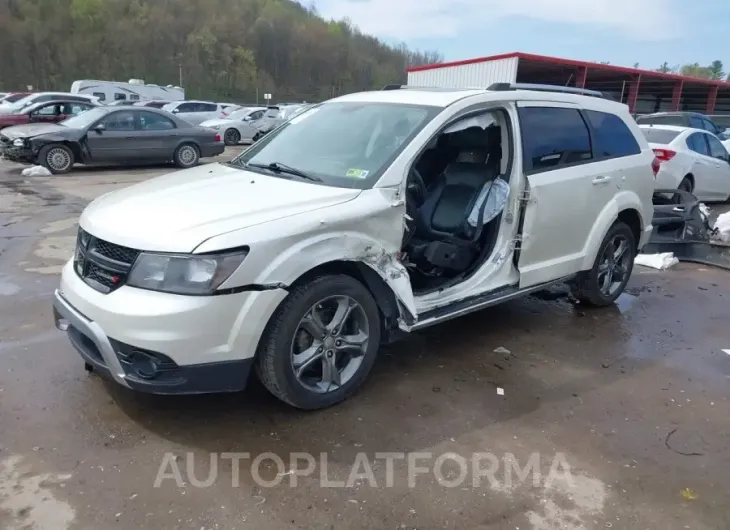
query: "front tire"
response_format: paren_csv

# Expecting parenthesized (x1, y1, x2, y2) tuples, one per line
(224, 128, 241, 146)
(174, 143, 200, 168)
(571, 222, 636, 307)
(255, 274, 381, 410)
(38, 144, 74, 174)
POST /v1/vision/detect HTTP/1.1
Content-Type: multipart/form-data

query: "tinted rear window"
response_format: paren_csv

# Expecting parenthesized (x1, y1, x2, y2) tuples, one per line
(636, 115, 685, 126)
(641, 128, 680, 144)
(585, 110, 641, 158)
(519, 107, 593, 173)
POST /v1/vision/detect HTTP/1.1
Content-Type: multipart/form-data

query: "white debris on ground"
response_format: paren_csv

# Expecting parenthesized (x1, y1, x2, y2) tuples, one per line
(699, 202, 711, 223)
(21, 165, 52, 177)
(634, 252, 679, 270)
(713, 212, 730, 243)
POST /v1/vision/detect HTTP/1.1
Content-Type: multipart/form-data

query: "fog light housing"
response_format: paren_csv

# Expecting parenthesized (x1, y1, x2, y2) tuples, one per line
(129, 351, 160, 379)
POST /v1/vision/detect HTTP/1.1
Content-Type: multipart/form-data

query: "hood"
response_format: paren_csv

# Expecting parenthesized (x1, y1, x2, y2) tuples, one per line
(200, 118, 235, 128)
(1, 123, 66, 139)
(80, 163, 361, 252)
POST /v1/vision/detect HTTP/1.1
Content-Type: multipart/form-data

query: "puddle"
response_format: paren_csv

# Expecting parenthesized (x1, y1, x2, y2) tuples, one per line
(0, 276, 20, 296)
(614, 293, 637, 314)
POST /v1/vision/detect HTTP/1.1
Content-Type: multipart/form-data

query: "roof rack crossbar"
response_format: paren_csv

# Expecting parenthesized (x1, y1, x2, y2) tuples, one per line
(487, 82, 612, 99)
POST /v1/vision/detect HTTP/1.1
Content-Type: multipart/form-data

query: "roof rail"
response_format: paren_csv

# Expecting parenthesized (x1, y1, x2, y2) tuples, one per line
(487, 82, 612, 100)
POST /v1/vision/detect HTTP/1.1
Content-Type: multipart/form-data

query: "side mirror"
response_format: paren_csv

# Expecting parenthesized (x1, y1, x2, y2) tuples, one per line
(172, 108, 180, 114)
(93, 123, 106, 133)
(243, 116, 252, 121)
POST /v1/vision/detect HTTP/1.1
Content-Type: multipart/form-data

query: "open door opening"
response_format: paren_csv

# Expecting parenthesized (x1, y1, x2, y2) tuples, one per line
(401, 109, 513, 294)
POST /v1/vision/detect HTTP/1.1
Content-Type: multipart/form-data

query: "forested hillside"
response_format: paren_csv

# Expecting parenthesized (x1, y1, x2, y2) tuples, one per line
(0, 0, 442, 102)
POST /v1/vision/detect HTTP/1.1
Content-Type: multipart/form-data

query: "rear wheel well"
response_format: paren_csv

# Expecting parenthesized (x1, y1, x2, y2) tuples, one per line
(617, 208, 641, 249)
(289, 261, 401, 339)
(682, 173, 695, 190)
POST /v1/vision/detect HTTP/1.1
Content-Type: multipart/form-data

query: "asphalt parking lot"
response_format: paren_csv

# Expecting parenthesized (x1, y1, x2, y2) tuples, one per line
(1, 153, 730, 530)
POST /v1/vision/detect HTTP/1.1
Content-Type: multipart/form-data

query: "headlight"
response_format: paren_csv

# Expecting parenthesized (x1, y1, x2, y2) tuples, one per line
(127, 249, 248, 295)
(210, 125, 220, 130)
(12, 138, 24, 147)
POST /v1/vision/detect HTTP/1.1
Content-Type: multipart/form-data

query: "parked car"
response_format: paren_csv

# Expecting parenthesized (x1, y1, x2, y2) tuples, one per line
(161, 100, 225, 125)
(0, 106, 224, 174)
(0, 99, 98, 130)
(0, 92, 33, 105)
(640, 124, 730, 201)
(251, 104, 307, 141)
(707, 114, 730, 131)
(0, 92, 98, 114)
(635, 112, 730, 141)
(51, 83, 655, 409)
(200, 106, 267, 145)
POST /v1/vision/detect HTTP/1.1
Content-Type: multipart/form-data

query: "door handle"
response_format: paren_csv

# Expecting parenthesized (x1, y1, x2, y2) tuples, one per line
(592, 176, 612, 185)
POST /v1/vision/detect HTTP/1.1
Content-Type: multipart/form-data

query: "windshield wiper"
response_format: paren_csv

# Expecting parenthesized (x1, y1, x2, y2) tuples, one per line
(247, 161, 322, 182)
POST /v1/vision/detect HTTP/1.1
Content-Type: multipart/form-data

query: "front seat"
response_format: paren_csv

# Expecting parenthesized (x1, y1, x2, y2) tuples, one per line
(410, 127, 499, 271)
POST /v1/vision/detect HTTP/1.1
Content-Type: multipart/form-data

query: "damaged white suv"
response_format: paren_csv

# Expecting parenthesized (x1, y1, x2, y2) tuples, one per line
(53, 83, 655, 409)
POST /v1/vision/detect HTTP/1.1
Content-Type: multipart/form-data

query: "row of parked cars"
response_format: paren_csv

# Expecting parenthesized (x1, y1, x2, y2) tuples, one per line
(635, 111, 730, 201)
(0, 90, 312, 173)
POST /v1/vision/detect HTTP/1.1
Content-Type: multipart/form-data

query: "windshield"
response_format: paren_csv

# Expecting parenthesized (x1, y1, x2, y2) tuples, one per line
(227, 109, 252, 120)
(60, 107, 108, 128)
(234, 101, 441, 189)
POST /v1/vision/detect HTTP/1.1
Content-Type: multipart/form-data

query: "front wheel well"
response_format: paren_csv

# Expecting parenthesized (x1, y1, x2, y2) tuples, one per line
(617, 208, 642, 249)
(682, 173, 695, 190)
(289, 260, 401, 337)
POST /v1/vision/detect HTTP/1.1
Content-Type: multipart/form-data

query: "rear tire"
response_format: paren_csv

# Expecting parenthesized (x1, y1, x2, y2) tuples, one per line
(571, 222, 636, 307)
(255, 274, 381, 410)
(38, 144, 74, 174)
(174, 143, 200, 168)
(224, 128, 241, 146)
(678, 176, 693, 194)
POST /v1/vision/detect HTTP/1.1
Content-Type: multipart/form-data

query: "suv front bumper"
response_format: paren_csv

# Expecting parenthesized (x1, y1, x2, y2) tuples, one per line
(53, 260, 288, 394)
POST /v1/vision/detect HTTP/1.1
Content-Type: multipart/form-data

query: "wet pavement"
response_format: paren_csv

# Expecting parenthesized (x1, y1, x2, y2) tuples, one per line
(1, 155, 730, 530)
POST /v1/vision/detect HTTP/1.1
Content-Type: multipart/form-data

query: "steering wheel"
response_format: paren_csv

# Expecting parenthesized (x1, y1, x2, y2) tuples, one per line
(406, 167, 427, 208)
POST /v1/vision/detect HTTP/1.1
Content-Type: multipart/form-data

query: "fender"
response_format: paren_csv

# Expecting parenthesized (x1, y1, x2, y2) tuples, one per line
(580, 190, 646, 270)
(196, 188, 417, 327)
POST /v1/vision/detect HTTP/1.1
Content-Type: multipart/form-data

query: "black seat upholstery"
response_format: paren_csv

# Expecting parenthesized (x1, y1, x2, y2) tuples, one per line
(407, 126, 501, 272)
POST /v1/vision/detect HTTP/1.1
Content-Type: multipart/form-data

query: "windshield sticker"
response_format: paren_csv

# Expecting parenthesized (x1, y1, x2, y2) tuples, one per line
(345, 168, 370, 179)
(288, 107, 320, 125)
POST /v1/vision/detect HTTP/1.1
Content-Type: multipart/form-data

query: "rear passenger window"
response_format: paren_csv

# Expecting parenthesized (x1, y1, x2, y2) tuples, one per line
(585, 110, 641, 159)
(519, 107, 592, 173)
(686, 133, 710, 156)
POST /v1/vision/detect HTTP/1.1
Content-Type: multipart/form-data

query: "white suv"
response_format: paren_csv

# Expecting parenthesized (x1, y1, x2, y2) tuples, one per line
(53, 84, 655, 409)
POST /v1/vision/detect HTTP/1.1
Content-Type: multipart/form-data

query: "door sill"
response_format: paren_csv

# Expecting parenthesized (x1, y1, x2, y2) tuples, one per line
(410, 275, 575, 331)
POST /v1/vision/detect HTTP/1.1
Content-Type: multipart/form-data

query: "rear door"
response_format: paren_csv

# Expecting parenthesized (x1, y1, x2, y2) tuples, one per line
(135, 111, 179, 160)
(516, 103, 642, 288)
(705, 133, 730, 198)
(85, 110, 140, 162)
(686, 132, 719, 197)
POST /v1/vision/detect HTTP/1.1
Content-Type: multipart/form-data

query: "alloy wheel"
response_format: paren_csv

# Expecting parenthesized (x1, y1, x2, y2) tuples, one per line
(290, 295, 370, 393)
(224, 129, 240, 145)
(46, 148, 71, 172)
(597, 234, 632, 297)
(178, 146, 197, 166)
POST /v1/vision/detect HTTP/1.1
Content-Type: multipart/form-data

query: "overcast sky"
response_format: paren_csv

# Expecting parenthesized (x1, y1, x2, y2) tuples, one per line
(314, 0, 728, 70)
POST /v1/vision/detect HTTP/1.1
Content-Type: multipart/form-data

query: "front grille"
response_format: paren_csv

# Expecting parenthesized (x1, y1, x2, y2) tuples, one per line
(75, 228, 140, 293)
(93, 238, 139, 264)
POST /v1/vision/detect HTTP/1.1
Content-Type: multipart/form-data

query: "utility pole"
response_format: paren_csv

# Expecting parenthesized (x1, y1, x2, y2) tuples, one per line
(179, 63, 183, 87)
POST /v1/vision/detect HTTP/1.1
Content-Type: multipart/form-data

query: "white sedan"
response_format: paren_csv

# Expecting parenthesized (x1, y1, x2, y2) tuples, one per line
(640, 124, 730, 201)
(200, 106, 266, 145)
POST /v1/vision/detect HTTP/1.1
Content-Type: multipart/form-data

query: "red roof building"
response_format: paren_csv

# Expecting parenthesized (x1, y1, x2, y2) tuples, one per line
(407, 52, 730, 115)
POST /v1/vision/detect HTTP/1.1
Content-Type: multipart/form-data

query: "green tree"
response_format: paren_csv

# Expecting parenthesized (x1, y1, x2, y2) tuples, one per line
(708, 60, 725, 80)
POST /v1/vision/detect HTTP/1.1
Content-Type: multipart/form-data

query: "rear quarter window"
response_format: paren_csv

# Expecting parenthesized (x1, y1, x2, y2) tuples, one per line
(585, 110, 641, 158)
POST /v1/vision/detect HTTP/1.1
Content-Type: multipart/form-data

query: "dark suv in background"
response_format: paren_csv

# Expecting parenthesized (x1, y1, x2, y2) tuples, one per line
(635, 112, 730, 140)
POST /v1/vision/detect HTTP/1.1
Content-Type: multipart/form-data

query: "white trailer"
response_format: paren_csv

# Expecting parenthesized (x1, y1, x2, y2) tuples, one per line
(70, 79, 185, 104)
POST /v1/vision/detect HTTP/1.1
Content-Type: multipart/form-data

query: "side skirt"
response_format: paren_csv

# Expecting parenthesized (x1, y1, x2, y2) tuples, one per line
(410, 275, 575, 331)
